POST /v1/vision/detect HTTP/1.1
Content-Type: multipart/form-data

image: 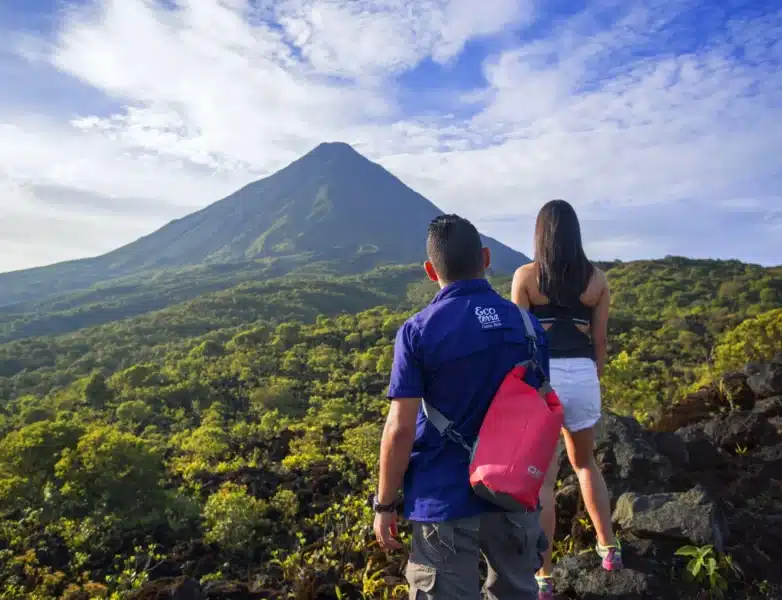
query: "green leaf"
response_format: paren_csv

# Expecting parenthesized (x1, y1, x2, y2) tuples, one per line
(689, 559, 703, 578)
(706, 557, 718, 573)
(675, 546, 700, 557)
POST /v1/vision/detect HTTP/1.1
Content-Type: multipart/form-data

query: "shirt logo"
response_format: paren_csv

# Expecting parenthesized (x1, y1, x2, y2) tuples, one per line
(475, 306, 502, 329)
(527, 465, 544, 479)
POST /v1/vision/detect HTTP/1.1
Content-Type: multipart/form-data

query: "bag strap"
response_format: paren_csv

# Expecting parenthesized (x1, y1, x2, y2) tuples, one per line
(518, 306, 539, 355)
(421, 401, 472, 451)
(517, 308, 554, 395)
(420, 307, 550, 449)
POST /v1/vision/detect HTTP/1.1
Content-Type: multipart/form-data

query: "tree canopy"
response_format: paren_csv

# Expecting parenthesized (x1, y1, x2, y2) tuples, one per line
(0, 256, 779, 598)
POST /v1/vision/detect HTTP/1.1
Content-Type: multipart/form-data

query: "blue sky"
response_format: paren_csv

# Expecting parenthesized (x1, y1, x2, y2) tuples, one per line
(0, 0, 780, 272)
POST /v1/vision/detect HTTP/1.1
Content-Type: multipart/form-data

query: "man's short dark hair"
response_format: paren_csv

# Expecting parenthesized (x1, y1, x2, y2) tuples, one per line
(426, 214, 485, 282)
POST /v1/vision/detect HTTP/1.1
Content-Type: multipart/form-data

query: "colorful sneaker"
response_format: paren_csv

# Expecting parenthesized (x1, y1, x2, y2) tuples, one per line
(536, 575, 554, 600)
(596, 538, 623, 571)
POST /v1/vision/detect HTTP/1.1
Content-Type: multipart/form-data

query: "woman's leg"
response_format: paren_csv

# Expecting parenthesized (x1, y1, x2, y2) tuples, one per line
(562, 426, 615, 548)
(537, 449, 560, 576)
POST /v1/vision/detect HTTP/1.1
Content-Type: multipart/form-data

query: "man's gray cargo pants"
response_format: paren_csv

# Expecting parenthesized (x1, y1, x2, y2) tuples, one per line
(405, 509, 547, 599)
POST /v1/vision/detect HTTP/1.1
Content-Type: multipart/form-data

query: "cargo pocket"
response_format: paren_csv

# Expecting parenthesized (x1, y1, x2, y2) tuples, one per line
(505, 511, 546, 571)
(406, 561, 436, 599)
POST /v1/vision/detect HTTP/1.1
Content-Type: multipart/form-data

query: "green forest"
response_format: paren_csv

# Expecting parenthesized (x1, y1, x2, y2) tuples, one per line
(0, 257, 780, 599)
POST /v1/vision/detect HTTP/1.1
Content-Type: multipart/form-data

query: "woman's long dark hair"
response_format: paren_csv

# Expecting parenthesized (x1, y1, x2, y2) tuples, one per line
(534, 199, 594, 306)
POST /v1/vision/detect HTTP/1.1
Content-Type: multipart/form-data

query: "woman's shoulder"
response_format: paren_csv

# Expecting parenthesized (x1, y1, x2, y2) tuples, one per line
(585, 264, 609, 298)
(513, 263, 547, 306)
(513, 262, 537, 281)
(591, 264, 608, 286)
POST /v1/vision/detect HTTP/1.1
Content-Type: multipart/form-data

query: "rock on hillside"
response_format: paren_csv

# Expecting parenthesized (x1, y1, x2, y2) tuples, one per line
(551, 354, 782, 600)
(129, 356, 782, 600)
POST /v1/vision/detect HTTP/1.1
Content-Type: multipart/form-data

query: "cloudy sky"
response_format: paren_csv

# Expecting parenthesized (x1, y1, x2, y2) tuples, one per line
(0, 0, 780, 273)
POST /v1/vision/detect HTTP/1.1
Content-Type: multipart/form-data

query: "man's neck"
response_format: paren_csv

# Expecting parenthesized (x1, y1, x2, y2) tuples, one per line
(437, 275, 487, 289)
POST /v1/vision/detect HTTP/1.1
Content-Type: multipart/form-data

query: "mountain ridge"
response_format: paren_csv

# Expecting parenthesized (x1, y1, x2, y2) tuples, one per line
(0, 142, 529, 308)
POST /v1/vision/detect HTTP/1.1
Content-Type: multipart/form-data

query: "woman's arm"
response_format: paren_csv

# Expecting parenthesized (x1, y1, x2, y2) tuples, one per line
(511, 266, 530, 309)
(591, 272, 610, 378)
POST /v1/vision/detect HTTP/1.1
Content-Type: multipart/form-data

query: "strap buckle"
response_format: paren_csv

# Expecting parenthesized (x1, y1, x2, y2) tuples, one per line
(445, 427, 472, 453)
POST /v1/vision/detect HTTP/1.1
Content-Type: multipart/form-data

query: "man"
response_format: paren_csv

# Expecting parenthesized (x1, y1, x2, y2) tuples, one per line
(372, 214, 551, 599)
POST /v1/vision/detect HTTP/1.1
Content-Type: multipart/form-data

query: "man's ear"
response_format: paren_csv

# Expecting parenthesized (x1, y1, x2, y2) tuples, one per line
(482, 247, 491, 269)
(424, 260, 439, 282)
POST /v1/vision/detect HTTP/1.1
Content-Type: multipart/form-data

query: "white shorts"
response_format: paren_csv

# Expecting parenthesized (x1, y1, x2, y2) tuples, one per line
(549, 357, 602, 432)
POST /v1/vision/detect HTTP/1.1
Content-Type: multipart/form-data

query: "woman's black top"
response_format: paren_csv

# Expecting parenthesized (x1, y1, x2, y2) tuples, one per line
(529, 300, 595, 360)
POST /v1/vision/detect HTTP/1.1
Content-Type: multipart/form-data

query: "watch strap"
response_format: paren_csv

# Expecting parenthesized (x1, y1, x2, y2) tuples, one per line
(372, 495, 398, 513)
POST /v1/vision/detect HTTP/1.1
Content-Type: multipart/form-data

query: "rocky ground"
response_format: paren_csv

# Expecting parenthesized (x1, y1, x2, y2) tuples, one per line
(550, 355, 782, 599)
(129, 355, 782, 599)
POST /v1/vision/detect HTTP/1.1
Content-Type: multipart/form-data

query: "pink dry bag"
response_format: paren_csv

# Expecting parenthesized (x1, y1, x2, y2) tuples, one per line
(422, 309, 564, 511)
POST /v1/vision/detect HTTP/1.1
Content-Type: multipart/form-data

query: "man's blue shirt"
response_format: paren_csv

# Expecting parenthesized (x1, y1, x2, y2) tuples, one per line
(387, 278, 550, 523)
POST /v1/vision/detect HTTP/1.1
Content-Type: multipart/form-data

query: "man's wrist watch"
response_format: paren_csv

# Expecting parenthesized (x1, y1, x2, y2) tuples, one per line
(372, 495, 397, 513)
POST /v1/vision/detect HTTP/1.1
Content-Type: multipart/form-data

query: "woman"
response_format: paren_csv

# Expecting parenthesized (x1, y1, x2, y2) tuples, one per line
(511, 199, 622, 600)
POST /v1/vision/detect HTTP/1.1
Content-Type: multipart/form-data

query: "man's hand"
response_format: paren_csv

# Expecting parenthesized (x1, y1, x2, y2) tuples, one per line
(374, 511, 402, 551)
(373, 397, 419, 552)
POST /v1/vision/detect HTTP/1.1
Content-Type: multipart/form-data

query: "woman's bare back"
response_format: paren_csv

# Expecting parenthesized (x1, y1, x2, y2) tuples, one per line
(514, 263, 606, 328)
(512, 262, 610, 375)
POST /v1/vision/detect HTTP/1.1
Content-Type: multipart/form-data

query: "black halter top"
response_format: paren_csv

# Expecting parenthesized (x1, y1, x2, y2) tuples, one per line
(529, 300, 595, 360)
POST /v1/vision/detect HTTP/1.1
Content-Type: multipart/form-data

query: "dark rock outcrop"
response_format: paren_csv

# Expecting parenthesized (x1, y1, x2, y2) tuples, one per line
(755, 396, 782, 418)
(746, 355, 782, 399)
(553, 543, 676, 600)
(612, 486, 725, 550)
(549, 359, 782, 599)
(203, 581, 263, 600)
(126, 577, 205, 599)
(554, 413, 674, 505)
(720, 371, 757, 409)
(594, 414, 674, 492)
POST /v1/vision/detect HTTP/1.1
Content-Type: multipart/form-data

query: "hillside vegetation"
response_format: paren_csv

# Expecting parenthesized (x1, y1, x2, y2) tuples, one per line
(0, 257, 780, 599)
(2, 258, 779, 406)
(0, 264, 424, 346)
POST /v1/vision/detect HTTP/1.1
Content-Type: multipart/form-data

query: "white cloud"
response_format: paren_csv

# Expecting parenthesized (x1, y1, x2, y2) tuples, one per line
(0, 0, 780, 272)
(386, 6, 782, 219)
(274, 0, 531, 75)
